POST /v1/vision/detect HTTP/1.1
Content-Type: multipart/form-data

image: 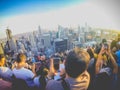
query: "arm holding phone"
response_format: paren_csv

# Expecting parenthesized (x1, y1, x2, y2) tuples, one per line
(105, 44, 118, 74)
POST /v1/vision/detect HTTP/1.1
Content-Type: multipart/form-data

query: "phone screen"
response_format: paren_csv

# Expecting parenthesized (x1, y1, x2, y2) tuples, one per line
(53, 57, 60, 71)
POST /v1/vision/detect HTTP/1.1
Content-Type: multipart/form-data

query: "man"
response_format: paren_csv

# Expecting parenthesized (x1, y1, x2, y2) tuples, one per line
(12, 53, 35, 87)
(46, 47, 90, 90)
(0, 54, 13, 82)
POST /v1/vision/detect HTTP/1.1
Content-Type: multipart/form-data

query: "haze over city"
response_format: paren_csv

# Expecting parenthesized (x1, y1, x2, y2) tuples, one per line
(0, 0, 120, 38)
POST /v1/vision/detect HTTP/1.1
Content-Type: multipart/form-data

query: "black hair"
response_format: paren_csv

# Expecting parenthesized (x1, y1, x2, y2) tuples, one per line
(111, 40, 117, 49)
(65, 50, 87, 78)
(94, 44, 102, 54)
(87, 48, 94, 59)
(102, 39, 107, 44)
(36, 66, 48, 90)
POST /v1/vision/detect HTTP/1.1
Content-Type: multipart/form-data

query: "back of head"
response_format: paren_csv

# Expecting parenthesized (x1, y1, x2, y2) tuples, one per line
(94, 44, 102, 54)
(65, 47, 90, 78)
(16, 53, 26, 63)
(111, 40, 117, 49)
(116, 41, 120, 50)
(102, 39, 107, 44)
(87, 48, 94, 59)
(37, 66, 49, 90)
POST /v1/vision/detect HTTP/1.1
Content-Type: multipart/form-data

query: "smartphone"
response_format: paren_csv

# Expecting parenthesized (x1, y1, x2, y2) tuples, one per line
(53, 57, 60, 71)
(53, 57, 60, 64)
(104, 43, 108, 49)
(34, 62, 42, 72)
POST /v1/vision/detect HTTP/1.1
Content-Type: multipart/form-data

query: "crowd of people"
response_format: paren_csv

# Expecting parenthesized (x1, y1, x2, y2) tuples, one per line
(0, 38, 120, 90)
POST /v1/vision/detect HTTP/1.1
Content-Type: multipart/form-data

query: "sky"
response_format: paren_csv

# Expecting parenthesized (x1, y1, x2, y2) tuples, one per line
(0, 0, 120, 38)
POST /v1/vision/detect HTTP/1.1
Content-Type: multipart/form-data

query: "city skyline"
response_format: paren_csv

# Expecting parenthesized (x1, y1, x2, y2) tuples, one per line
(0, 0, 120, 38)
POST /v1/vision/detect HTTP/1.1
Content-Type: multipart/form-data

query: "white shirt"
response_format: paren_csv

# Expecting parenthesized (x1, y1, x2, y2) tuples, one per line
(0, 67, 13, 81)
(13, 67, 35, 87)
(34, 76, 40, 87)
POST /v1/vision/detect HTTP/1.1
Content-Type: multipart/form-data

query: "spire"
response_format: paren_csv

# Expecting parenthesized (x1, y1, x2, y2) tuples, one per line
(6, 28, 12, 40)
(38, 25, 42, 35)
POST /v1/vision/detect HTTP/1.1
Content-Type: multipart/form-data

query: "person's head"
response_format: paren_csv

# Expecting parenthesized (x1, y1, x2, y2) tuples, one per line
(65, 47, 90, 78)
(36, 66, 48, 76)
(37, 66, 49, 90)
(16, 53, 26, 63)
(18, 49, 24, 54)
(116, 41, 120, 50)
(87, 48, 94, 59)
(41, 54, 46, 61)
(102, 39, 107, 44)
(0, 54, 6, 66)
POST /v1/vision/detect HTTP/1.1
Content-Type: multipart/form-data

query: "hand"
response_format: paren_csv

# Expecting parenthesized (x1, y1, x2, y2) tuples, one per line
(49, 58, 55, 76)
(11, 61, 17, 70)
(31, 63, 36, 74)
(105, 44, 111, 56)
(99, 44, 106, 55)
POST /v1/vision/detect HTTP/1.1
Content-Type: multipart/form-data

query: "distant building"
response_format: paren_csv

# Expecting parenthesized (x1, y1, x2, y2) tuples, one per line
(53, 38, 67, 52)
(6, 29, 12, 40)
(0, 42, 4, 54)
(6, 28, 17, 51)
(29, 33, 36, 48)
(67, 34, 73, 50)
(58, 25, 65, 39)
(72, 41, 83, 48)
(41, 34, 51, 48)
(78, 26, 85, 43)
(38, 25, 42, 36)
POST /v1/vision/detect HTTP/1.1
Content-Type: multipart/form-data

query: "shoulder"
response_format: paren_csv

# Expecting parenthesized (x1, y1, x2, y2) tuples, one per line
(0, 67, 12, 74)
(0, 67, 9, 71)
(46, 80, 64, 90)
(34, 76, 40, 86)
(13, 68, 33, 74)
(0, 79, 12, 90)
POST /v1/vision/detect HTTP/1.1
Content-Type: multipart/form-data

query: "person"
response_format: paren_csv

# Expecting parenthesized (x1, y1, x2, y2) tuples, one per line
(115, 42, 120, 89)
(12, 53, 36, 87)
(0, 54, 13, 82)
(0, 79, 12, 90)
(95, 44, 118, 74)
(34, 65, 49, 90)
(46, 47, 90, 90)
(87, 47, 96, 90)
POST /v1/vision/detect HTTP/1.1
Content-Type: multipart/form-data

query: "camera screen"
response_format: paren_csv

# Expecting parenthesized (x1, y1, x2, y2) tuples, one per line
(53, 57, 60, 64)
(104, 44, 108, 49)
(34, 62, 42, 72)
(53, 57, 60, 71)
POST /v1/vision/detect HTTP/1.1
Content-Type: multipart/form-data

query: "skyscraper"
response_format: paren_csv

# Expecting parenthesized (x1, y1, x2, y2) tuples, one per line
(6, 28, 17, 51)
(38, 25, 42, 35)
(58, 25, 65, 39)
(0, 42, 4, 54)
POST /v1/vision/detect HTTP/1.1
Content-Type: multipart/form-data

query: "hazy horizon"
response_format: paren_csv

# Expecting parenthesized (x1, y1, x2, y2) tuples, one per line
(0, 0, 120, 39)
